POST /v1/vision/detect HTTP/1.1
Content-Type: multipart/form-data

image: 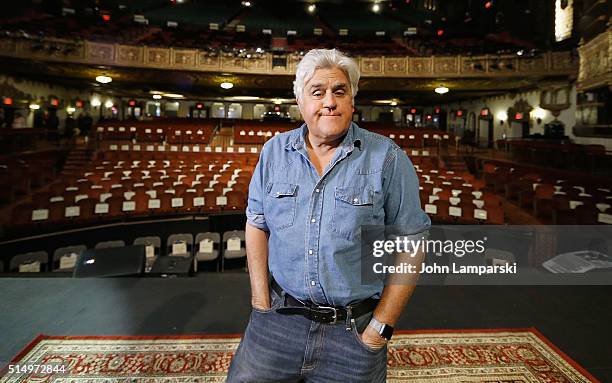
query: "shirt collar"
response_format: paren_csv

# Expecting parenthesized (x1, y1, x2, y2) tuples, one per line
(285, 122, 362, 152)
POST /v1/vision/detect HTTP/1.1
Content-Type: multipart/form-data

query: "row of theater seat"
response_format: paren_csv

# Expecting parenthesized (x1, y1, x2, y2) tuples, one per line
(2, 231, 246, 274)
(98, 150, 260, 164)
(414, 166, 503, 224)
(95, 121, 215, 144)
(363, 125, 455, 149)
(483, 163, 612, 224)
(499, 139, 611, 171)
(8, 157, 255, 234)
(233, 121, 294, 144)
(103, 142, 260, 154)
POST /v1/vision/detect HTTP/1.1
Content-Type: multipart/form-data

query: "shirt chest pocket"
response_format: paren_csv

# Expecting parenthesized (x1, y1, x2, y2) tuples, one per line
(265, 182, 298, 231)
(332, 185, 374, 240)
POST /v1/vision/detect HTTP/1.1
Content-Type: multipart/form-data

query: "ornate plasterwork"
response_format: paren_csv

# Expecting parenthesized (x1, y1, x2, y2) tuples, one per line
(578, 27, 611, 90)
(0, 36, 577, 79)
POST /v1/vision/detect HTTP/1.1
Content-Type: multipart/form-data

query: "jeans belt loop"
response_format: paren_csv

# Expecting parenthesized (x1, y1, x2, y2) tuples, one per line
(345, 305, 352, 331)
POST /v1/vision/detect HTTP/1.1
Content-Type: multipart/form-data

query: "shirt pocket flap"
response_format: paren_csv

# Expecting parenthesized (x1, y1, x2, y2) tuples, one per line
(335, 186, 373, 206)
(268, 182, 298, 198)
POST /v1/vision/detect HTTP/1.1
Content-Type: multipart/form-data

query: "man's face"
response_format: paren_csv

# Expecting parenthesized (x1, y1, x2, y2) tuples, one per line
(297, 67, 354, 142)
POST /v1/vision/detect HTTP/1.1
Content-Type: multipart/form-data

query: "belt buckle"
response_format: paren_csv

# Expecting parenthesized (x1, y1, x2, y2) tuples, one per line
(316, 306, 338, 324)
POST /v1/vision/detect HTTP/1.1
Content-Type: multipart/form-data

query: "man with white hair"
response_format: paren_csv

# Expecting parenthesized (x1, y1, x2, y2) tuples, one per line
(227, 48, 430, 382)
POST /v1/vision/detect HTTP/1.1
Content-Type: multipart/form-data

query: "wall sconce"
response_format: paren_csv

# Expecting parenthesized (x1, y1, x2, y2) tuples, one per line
(531, 107, 546, 124)
(497, 111, 507, 125)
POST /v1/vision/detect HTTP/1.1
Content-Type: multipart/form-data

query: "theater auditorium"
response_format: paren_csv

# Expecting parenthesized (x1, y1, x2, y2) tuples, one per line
(0, 0, 611, 382)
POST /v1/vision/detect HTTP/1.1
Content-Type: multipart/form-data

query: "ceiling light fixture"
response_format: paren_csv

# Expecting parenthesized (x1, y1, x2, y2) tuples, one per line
(220, 82, 234, 89)
(434, 86, 449, 94)
(229, 96, 260, 101)
(241, 1, 252, 7)
(153, 94, 162, 100)
(162, 93, 184, 99)
(372, 3, 381, 13)
(29, 104, 40, 110)
(104, 100, 114, 108)
(307, 4, 316, 13)
(95, 75, 112, 84)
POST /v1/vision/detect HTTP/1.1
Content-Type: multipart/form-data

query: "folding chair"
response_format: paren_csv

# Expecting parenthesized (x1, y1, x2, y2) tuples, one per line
(134, 236, 162, 272)
(222, 230, 246, 272)
(10, 251, 49, 273)
(53, 245, 87, 272)
(195, 232, 221, 271)
(167, 233, 194, 257)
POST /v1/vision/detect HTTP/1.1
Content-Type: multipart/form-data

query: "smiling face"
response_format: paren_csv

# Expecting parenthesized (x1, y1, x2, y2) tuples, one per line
(297, 67, 354, 145)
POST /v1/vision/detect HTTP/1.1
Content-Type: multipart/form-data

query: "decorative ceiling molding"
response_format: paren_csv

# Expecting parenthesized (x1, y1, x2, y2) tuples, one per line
(0, 36, 577, 80)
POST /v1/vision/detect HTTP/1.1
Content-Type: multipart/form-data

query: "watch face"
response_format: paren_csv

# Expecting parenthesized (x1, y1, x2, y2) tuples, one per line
(381, 325, 394, 340)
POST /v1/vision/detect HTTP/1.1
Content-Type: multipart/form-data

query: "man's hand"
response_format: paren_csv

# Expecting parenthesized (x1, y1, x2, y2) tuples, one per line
(251, 295, 271, 311)
(360, 324, 387, 350)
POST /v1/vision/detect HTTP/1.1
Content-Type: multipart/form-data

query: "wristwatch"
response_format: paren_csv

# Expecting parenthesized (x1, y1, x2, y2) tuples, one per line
(368, 317, 394, 341)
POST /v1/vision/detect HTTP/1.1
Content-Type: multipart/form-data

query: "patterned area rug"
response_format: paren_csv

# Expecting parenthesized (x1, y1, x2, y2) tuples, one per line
(1, 328, 598, 383)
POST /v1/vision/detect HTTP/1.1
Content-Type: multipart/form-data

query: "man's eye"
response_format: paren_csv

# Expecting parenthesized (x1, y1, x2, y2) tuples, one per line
(335, 90, 345, 96)
(312, 91, 322, 97)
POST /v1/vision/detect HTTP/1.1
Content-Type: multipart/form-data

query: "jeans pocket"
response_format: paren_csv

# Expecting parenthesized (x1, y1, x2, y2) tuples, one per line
(350, 317, 386, 354)
(331, 185, 374, 240)
(251, 287, 282, 314)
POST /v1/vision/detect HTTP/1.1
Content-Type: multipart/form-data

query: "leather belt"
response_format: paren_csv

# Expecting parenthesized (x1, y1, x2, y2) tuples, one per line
(272, 279, 378, 324)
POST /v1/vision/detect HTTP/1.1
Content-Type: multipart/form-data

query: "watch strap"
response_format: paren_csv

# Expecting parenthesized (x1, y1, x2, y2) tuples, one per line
(368, 317, 394, 340)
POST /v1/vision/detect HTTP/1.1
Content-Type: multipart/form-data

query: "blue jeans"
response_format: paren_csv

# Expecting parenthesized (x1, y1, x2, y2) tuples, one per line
(227, 288, 387, 382)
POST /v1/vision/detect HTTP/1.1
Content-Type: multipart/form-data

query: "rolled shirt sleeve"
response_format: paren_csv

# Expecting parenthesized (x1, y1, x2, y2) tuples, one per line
(382, 147, 431, 240)
(246, 148, 269, 232)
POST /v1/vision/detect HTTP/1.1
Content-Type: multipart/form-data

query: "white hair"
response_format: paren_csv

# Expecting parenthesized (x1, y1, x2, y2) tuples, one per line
(293, 48, 360, 102)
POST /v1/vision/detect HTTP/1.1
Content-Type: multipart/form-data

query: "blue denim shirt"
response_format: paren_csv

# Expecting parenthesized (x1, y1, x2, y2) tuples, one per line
(246, 122, 431, 307)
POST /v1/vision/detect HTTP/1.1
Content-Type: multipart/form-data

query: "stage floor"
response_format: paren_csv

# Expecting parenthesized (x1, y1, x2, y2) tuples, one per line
(1, 274, 611, 381)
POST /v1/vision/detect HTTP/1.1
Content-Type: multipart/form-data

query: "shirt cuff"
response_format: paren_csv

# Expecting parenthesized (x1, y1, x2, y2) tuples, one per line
(246, 207, 269, 232)
(386, 228, 430, 254)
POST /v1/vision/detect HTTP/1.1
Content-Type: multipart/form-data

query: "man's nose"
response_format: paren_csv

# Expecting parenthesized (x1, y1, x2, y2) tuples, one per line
(322, 90, 337, 110)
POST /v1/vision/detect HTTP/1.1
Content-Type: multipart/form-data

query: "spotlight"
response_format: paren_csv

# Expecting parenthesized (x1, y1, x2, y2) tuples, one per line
(241, 1, 252, 6)
(153, 94, 162, 100)
(307, 4, 316, 13)
(91, 98, 101, 107)
(372, 3, 381, 13)
(29, 104, 40, 110)
(104, 100, 114, 108)
(220, 82, 234, 89)
(434, 86, 449, 94)
(95, 75, 112, 84)
(496, 111, 507, 124)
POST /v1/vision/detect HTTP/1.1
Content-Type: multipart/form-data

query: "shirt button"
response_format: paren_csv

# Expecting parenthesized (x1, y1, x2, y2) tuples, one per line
(315, 188, 320, 193)
(308, 249, 313, 255)
(353, 198, 359, 203)
(311, 218, 316, 223)
(310, 281, 316, 286)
